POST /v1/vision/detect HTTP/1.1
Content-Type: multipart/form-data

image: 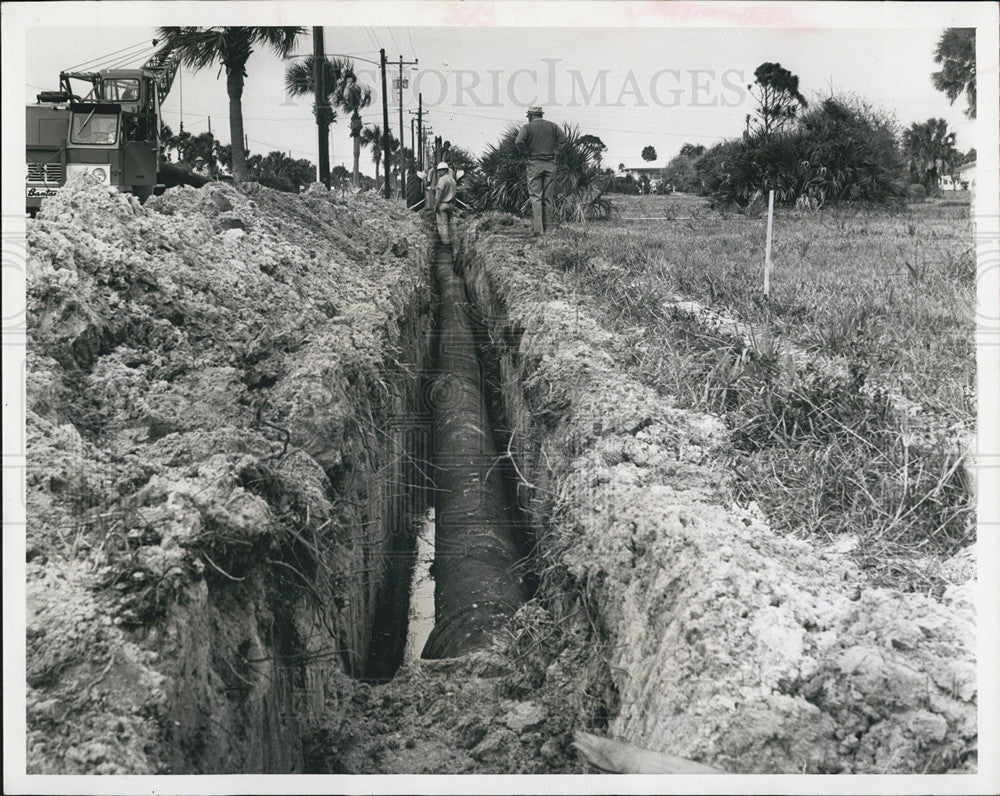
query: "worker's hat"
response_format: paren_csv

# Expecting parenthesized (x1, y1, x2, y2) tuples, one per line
(194, 156, 206, 163)
(526, 105, 544, 116)
(436, 161, 450, 171)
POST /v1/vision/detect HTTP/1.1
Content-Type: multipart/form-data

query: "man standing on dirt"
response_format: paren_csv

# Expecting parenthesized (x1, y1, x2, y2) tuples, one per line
(515, 105, 567, 236)
(434, 161, 457, 246)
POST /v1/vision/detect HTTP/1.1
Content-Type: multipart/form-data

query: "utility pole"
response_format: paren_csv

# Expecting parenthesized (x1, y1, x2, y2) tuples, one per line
(417, 93, 423, 168)
(380, 49, 391, 200)
(313, 26, 331, 187)
(398, 56, 405, 198)
(397, 55, 418, 198)
(424, 127, 433, 207)
(178, 65, 183, 133)
(410, 118, 415, 167)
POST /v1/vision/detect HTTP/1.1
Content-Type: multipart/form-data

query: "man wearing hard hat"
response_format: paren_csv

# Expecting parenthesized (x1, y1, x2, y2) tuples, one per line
(515, 106, 568, 235)
(433, 161, 457, 246)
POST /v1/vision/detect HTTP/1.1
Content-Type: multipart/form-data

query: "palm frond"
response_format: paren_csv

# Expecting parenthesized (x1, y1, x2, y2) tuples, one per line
(467, 122, 616, 221)
(157, 26, 302, 74)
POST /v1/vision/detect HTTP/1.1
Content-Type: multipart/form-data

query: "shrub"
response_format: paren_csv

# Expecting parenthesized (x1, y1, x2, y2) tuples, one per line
(467, 124, 614, 221)
(695, 139, 744, 197)
(704, 96, 907, 207)
(663, 144, 705, 193)
(606, 174, 641, 195)
(247, 151, 316, 194)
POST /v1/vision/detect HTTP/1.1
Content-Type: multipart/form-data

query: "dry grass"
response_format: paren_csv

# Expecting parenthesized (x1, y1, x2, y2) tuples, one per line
(539, 193, 975, 591)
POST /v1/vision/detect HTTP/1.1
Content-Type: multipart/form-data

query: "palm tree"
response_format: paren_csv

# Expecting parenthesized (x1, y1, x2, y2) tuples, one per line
(183, 131, 219, 171)
(285, 55, 372, 188)
(159, 123, 182, 162)
(341, 82, 373, 188)
(360, 124, 398, 190)
(902, 118, 959, 192)
(156, 26, 304, 183)
(214, 142, 232, 175)
(932, 28, 976, 120)
(360, 125, 383, 187)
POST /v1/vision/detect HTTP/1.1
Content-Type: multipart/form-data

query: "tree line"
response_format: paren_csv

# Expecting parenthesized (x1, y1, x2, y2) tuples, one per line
(642, 30, 976, 206)
(155, 27, 420, 192)
(153, 27, 975, 208)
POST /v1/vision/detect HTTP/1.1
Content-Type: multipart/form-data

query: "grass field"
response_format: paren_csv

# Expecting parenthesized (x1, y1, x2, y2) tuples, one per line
(537, 193, 976, 591)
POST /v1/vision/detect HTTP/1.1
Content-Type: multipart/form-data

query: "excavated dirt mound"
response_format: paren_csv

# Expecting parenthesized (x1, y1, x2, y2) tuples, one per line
(26, 177, 430, 773)
(449, 215, 976, 774)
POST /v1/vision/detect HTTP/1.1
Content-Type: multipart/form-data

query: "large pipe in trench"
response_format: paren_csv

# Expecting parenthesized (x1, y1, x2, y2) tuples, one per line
(421, 244, 526, 659)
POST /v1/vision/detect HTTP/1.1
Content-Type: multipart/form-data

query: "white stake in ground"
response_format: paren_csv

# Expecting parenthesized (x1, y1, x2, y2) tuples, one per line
(764, 189, 775, 296)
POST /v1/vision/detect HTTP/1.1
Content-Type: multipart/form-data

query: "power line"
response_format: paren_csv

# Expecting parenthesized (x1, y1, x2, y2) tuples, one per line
(245, 136, 314, 158)
(429, 106, 731, 139)
(386, 27, 401, 57)
(161, 103, 729, 144)
(65, 39, 151, 71)
(407, 28, 416, 60)
(101, 45, 159, 72)
(162, 108, 335, 124)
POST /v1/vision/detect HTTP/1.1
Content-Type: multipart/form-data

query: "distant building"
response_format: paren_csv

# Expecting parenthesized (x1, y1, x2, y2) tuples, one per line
(940, 160, 976, 191)
(956, 160, 976, 191)
(617, 165, 666, 192)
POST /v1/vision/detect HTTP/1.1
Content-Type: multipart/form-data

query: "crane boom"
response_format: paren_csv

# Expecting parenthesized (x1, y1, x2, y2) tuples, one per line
(141, 48, 181, 101)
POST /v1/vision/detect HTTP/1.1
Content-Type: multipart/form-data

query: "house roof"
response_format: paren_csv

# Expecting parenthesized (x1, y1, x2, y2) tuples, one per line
(956, 160, 976, 173)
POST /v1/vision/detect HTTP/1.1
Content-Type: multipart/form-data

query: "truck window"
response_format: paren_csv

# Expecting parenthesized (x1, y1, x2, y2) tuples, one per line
(102, 78, 140, 102)
(122, 112, 154, 142)
(70, 112, 118, 145)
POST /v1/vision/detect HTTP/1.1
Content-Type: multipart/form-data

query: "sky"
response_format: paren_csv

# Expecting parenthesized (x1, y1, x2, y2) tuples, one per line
(24, 19, 980, 177)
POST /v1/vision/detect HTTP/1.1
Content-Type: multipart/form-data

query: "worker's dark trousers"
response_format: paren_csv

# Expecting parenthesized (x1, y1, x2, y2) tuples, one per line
(526, 159, 556, 234)
(436, 202, 453, 245)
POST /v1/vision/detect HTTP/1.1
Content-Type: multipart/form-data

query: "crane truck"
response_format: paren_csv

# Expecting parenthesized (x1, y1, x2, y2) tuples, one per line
(26, 44, 207, 215)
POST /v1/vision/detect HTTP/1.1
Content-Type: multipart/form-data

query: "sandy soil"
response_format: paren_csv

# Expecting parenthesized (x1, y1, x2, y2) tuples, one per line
(451, 214, 976, 774)
(23, 183, 976, 775)
(26, 177, 430, 773)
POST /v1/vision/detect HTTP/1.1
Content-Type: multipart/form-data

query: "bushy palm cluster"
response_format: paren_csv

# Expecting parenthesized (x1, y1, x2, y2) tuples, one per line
(901, 118, 960, 192)
(246, 151, 316, 193)
(467, 124, 613, 221)
(700, 97, 906, 206)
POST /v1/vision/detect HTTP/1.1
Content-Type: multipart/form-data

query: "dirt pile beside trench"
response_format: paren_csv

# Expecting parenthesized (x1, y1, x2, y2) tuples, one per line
(25, 177, 430, 774)
(454, 216, 976, 774)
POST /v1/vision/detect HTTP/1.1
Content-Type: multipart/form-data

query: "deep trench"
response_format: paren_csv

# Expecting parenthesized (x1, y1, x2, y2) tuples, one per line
(361, 241, 533, 682)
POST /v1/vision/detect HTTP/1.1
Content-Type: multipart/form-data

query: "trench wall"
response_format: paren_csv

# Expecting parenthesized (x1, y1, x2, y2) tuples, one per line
(455, 216, 976, 774)
(25, 178, 432, 773)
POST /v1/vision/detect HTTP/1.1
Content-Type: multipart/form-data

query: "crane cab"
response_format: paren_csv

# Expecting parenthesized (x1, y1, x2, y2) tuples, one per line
(27, 62, 167, 213)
